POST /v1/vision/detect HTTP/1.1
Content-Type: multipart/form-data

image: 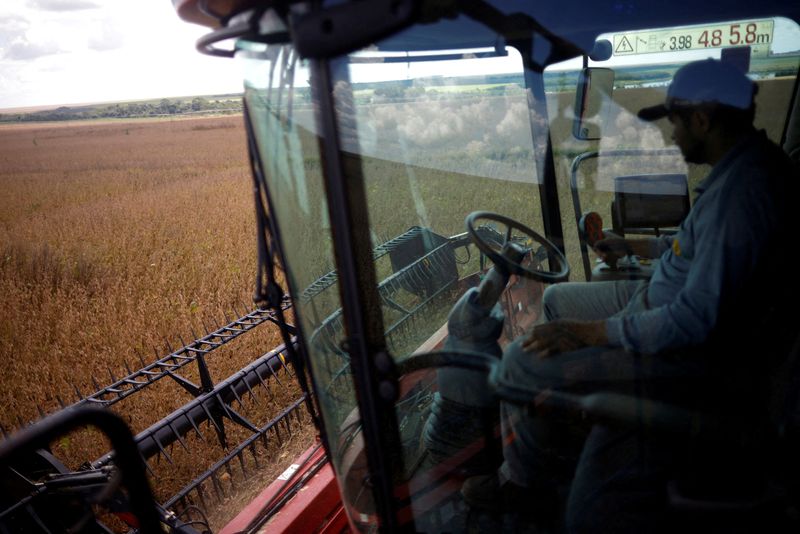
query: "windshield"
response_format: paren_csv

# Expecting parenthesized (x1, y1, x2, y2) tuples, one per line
(239, 36, 552, 528)
(239, 9, 800, 532)
(341, 46, 547, 352)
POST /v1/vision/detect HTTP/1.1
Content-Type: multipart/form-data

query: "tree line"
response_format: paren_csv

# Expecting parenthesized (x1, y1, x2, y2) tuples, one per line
(0, 96, 244, 123)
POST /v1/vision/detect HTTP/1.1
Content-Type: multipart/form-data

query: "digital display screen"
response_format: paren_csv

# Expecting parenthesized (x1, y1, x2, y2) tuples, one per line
(613, 19, 774, 57)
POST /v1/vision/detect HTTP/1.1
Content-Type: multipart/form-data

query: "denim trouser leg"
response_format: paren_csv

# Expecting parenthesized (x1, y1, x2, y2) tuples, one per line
(498, 340, 646, 489)
(497, 279, 706, 530)
(498, 280, 644, 488)
(542, 280, 644, 322)
(566, 424, 673, 534)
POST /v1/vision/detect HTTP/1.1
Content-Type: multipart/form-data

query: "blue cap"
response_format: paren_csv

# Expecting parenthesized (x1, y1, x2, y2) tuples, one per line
(638, 58, 756, 121)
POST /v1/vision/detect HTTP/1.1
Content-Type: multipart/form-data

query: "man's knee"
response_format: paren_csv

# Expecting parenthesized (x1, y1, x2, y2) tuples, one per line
(542, 284, 562, 321)
(541, 282, 586, 321)
(500, 338, 573, 391)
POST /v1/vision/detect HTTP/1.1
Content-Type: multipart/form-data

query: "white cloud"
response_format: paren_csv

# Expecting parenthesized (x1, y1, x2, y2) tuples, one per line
(0, 1, 244, 108)
(0, 13, 30, 32)
(26, 0, 100, 11)
(87, 18, 125, 51)
(3, 35, 61, 59)
(0, 11, 65, 60)
(0, 14, 30, 50)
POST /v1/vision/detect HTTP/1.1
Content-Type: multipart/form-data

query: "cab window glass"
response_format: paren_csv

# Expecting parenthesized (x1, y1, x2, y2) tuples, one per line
(340, 46, 547, 358)
(545, 16, 800, 281)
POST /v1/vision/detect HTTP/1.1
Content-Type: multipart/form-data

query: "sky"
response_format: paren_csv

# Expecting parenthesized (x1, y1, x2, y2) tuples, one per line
(0, 0, 243, 110)
(3, 4, 799, 111)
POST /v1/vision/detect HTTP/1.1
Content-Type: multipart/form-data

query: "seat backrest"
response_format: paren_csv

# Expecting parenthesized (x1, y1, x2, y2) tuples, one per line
(611, 173, 690, 237)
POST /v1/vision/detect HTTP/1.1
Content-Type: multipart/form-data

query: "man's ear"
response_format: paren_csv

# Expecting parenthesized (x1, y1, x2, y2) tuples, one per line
(692, 108, 712, 134)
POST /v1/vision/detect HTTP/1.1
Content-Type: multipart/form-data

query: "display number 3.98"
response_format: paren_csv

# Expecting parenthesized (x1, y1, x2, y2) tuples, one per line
(669, 35, 692, 50)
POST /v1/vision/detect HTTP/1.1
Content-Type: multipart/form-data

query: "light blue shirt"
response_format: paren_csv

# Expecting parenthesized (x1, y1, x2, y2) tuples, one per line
(606, 131, 789, 353)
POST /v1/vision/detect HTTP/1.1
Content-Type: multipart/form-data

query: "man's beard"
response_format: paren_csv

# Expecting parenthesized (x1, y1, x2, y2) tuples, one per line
(681, 138, 706, 164)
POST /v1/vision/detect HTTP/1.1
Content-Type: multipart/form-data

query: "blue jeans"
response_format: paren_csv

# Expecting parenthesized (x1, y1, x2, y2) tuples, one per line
(498, 281, 708, 533)
(541, 279, 645, 323)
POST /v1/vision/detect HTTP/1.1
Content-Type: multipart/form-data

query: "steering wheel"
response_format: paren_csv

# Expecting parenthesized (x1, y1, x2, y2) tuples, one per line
(466, 211, 569, 283)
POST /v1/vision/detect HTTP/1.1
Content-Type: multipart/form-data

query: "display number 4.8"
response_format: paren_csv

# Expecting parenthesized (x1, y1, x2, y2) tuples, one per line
(698, 23, 770, 48)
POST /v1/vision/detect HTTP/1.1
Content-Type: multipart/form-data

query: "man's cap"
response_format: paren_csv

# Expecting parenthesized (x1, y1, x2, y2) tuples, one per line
(637, 59, 756, 121)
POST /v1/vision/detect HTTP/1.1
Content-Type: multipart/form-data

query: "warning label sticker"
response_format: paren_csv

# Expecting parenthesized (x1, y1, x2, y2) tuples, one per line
(615, 36, 635, 54)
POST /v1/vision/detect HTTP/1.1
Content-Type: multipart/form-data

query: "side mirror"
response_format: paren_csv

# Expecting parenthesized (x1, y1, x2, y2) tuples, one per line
(572, 67, 615, 140)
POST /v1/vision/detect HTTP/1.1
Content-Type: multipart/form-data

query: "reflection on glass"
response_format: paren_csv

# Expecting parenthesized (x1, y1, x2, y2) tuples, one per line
(337, 40, 551, 529)
(238, 11, 800, 532)
(238, 41, 375, 520)
(546, 18, 800, 281)
(334, 15, 799, 532)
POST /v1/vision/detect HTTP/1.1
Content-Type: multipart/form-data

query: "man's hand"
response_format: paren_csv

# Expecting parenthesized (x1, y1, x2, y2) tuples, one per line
(522, 319, 608, 358)
(593, 238, 632, 268)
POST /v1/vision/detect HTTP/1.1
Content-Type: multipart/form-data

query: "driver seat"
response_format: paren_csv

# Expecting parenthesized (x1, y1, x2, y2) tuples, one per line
(610, 173, 690, 238)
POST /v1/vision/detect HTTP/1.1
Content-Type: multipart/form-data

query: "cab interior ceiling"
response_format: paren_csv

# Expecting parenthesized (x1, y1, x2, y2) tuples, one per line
(371, 0, 800, 57)
(189, 0, 800, 64)
(202, 0, 800, 58)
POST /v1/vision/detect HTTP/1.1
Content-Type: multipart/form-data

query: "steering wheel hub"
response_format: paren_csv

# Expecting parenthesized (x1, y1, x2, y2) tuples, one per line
(465, 211, 569, 283)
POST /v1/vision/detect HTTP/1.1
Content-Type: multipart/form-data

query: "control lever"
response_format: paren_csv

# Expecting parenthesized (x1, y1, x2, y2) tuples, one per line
(475, 242, 529, 308)
(579, 211, 605, 248)
(580, 212, 632, 269)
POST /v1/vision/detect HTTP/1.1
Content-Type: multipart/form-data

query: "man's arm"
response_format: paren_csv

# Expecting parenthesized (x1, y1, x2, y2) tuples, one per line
(606, 175, 776, 354)
(525, 173, 773, 357)
(522, 236, 672, 356)
(594, 236, 672, 264)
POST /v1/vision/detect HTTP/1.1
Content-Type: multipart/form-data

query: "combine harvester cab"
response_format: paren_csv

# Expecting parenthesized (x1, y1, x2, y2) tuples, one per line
(4, 0, 800, 532)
